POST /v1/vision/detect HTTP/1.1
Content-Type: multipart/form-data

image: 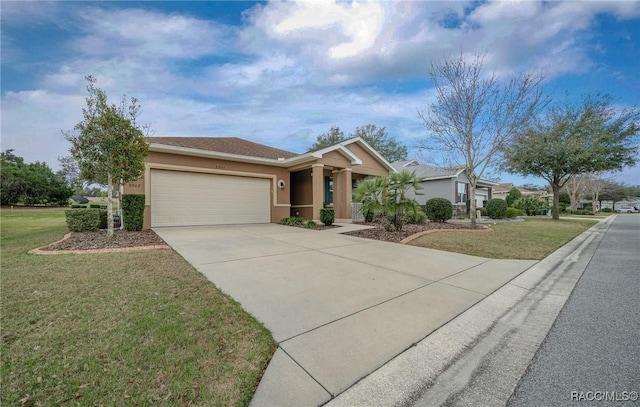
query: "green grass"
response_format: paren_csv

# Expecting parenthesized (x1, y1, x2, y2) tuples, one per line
(1, 209, 276, 406)
(408, 218, 598, 260)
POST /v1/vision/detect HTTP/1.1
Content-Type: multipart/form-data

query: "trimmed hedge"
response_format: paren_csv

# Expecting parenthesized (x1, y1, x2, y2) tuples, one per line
(486, 198, 508, 219)
(424, 198, 453, 222)
(506, 207, 519, 219)
(122, 194, 145, 231)
(65, 208, 102, 232)
(320, 208, 335, 226)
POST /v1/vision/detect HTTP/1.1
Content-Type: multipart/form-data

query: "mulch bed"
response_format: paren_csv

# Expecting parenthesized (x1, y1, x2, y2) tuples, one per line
(344, 222, 479, 243)
(43, 230, 167, 251)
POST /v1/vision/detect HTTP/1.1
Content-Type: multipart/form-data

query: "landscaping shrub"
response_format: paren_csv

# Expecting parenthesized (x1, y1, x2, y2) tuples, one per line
(89, 203, 102, 209)
(70, 204, 86, 209)
(514, 196, 545, 216)
(424, 198, 453, 222)
(320, 208, 335, 226)
(485, 198, 508, 219)
(506, 207, 519, 218)
(571, 209, 587, 215)
(122, 194, 145, 231)
(65, 208, 102, 232)
(478, 207, 486, 216)
(99, 209, 108, 229)
(305, 220, 317, 229)
(280, 216, 305, 226)
(601, 208, 612, 213)
(407, 209, 428, 224)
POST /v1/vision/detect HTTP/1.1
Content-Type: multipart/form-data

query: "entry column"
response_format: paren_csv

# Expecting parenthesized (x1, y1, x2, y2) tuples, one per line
(311, 164, 324, 221)
(342, 168, 352, 221)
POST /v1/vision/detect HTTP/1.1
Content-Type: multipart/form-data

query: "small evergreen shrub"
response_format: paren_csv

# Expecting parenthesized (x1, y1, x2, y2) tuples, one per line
(70, 204, 86, 209)
(601, 208, 612, 213)
(122, 194, 145, 231)
(486, 198, 508, 219)
(406, 210, 428, 224)
(506, 207, 519, 219)
(280, 216, 305, 226)
(65, 208, 102, 232)
(478, 207, 486, 216)
(320, 208, 335, 226)
(305, 220, 317, 229)
(89, 203, 102, 209)
(424, 198, 453, 222)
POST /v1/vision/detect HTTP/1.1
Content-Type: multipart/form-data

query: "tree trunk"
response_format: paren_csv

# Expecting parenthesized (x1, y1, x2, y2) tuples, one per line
(569, 192, 578, 211)
(107, 172, 114, 236)
(551, 182, 561, 220)
(469, 186, 477, 229)
(119, 179, 124, 230)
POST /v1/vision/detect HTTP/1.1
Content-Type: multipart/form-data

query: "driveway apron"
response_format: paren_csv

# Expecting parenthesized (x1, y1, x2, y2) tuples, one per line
(154, 224, 537, 406)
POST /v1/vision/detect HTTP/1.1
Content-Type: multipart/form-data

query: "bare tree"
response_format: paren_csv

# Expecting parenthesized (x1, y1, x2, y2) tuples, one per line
(564, 174, 588, 211)
(417, 53, 547, 227)
(584, 173, 612, 212)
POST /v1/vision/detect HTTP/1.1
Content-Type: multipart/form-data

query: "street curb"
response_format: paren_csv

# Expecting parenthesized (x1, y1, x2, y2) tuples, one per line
(325, 216, 614, 407)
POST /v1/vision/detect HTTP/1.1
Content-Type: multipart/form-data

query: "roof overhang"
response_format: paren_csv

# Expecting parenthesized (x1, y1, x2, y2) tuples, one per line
(150, 136, 397, 172)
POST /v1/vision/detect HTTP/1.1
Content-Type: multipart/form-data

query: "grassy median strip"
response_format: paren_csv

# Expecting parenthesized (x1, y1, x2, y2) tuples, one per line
(1, 209, 276, 406)
(408, 218, 598, 260)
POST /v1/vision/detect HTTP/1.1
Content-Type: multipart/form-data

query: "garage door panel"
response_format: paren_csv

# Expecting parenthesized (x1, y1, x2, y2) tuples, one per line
(151, 170, 271, 227)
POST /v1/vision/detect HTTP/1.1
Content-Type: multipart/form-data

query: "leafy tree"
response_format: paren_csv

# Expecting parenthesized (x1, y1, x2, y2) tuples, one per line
(502, 93, 639, 220)
(417, 53, 546, 227)
(57, 155, 85, 193)
(64, 76, 149, 235)
(352, 124, 407, 162)
(308, 126, 345, 151)
(1, 150, 72, 206)
(506, 187, 522, 207)
(599, 181, 629, 211)
(308, 124, 407, 162)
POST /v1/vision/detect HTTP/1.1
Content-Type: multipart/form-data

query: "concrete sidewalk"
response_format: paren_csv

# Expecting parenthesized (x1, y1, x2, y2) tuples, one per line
(155, 223, 536, 406)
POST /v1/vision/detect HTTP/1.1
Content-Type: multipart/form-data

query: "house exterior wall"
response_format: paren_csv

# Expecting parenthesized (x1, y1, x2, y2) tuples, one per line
(125, 151, 291, 229)
(414, 179, 454, 206)
(345, 143, 390, 176)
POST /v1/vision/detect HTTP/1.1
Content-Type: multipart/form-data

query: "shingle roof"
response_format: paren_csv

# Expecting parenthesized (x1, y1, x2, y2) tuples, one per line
(147, 137, 298, 160)
(391, 161, 463, 179)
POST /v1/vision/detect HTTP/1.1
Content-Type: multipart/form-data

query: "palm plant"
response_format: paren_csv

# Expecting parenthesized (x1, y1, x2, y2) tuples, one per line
(353, 176, 387, 222)
(386, 170, 424, 230)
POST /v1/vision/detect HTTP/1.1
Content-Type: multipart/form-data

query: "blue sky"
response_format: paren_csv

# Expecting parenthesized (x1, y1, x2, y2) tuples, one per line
(2, 0, 639, 186)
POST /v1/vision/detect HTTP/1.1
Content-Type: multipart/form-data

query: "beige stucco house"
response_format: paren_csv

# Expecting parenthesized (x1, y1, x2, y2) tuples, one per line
(124, 136, 393, 229)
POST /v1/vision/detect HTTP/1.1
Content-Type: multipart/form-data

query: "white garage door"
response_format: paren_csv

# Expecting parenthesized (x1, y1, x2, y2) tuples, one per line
(151, 170, 271, 227)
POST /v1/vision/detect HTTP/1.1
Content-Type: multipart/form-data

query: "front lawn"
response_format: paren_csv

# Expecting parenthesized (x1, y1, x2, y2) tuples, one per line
(407, 218, 598, 260)
(1, 209, 275, 406)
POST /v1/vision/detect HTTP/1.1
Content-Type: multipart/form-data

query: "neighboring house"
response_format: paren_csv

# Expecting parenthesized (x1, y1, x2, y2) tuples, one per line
(390, 160, 496, 211)
(492, 183, 552, 204)
(124, 136, 393, 229)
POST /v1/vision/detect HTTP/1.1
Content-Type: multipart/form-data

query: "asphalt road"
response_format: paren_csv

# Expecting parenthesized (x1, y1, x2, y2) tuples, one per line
(508, 214, 640, 406)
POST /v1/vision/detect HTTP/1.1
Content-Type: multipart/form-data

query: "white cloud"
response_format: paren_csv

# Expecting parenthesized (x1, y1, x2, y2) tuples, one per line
(72, 7, 226, 60)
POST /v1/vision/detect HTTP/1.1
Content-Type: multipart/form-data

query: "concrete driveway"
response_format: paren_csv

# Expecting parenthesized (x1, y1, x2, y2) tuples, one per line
(155, 224, 537, 406)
